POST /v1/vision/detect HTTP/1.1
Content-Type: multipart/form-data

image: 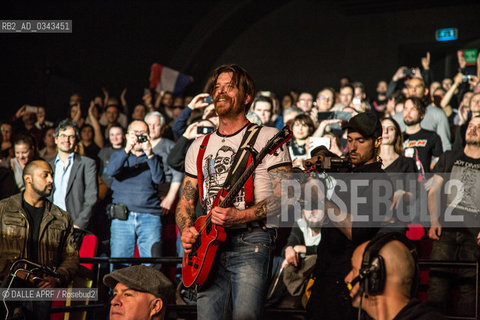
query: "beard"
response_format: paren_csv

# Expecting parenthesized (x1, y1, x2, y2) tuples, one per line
(59, 143, 75, 154)
(466, 139, 480, 146)
(404, 118, 422, 126)
(349, 147, 376, 166)
(32, 182, 52, 197)
(306, 219, 324, 228)
(215, 94, 244, 117)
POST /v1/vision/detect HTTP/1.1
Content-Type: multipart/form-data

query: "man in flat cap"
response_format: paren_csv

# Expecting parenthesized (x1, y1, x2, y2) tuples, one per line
(103, 265, 173, 320)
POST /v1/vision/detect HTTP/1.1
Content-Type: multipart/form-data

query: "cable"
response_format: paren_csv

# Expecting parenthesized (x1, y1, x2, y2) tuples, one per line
(357, 290, 364, 320)
(3, 269, 23, 320)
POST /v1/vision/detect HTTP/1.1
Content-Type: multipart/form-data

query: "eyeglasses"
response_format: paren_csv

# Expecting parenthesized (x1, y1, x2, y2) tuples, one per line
(58, 134, 76, 141)
(317, 95, 331, 101)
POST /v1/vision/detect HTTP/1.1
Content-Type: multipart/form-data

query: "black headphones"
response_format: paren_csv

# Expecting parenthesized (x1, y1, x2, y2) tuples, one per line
(348, 232, 419, 297)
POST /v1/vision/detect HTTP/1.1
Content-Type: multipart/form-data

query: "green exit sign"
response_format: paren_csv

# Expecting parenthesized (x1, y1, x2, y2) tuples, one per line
(435, 28, 458, 42)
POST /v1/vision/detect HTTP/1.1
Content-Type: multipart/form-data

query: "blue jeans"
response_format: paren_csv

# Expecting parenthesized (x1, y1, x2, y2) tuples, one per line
(197, 228, 275, 320)
(110, 212, 161, 268)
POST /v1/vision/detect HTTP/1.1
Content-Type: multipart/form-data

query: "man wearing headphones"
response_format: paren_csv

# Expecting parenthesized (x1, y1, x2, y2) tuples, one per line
(345, 233, 445, 320)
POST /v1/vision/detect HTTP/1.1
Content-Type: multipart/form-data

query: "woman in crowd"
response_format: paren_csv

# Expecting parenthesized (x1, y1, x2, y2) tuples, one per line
(39, 127, 57, 161)
(131, 104, 148, 121)
(379, 118, 416, 211)
(97, 124, 125, 189)
(79, 124, 101, 164)
(10, 134, 38, 191)
(289, 114, 315, 169)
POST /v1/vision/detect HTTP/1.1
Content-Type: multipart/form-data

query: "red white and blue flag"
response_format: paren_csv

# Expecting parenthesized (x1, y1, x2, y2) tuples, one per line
(149, 63, 191, 96)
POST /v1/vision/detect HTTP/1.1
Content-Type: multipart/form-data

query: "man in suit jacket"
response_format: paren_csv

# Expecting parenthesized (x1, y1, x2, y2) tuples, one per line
(49, 119, 97, 229)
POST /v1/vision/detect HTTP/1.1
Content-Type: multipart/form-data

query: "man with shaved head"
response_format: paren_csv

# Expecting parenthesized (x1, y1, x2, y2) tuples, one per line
(345, 234, 445, 320)
(106, 120, 165, 268)
(0, 159, 79, 320)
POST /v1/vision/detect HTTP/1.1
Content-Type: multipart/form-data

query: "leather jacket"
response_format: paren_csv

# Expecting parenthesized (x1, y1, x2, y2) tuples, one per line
(0, 193, 79, 285)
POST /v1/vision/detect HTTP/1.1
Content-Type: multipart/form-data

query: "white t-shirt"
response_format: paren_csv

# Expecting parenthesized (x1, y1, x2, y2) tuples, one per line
(185, 124, 291, 222)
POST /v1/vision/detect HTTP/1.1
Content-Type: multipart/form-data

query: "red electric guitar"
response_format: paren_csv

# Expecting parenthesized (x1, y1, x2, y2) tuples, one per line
(182, 126, 292, 288)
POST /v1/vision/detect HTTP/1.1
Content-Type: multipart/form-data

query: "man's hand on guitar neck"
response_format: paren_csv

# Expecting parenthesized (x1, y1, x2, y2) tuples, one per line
(181, 226, 199, 254)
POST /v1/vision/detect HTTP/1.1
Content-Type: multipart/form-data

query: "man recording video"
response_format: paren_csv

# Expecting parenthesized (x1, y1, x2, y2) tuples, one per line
(306, 113, 392, 320)
(0, 159, 79, 320)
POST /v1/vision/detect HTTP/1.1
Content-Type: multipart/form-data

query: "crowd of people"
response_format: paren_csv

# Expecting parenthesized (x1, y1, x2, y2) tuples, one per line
(1, 49, 480, 319)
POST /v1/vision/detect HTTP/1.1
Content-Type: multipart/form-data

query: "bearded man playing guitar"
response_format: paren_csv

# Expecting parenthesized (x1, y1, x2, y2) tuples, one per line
(176, 64, 292, 320)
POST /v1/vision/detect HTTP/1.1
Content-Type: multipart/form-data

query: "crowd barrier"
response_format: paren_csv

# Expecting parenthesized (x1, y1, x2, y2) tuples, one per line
(46, 257, 479, 320)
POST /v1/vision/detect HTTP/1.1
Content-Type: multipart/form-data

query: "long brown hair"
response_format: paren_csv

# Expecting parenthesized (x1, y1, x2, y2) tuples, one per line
(382, 118, 404, 155)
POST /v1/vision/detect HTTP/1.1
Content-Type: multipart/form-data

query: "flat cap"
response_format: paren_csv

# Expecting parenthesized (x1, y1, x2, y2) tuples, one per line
(103, 265, 173, 301)
(343, 112, 382, 139)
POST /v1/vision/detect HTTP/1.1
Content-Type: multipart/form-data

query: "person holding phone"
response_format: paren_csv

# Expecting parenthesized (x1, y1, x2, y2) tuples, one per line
(171, 93, 211, 138)
(11, 105, 43, 147)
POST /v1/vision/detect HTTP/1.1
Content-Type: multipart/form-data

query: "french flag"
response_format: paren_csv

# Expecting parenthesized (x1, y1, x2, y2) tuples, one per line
(149, 63, 192, 96)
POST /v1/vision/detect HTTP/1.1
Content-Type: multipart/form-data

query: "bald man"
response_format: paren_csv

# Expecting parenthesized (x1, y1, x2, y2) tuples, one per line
(0, 159, 79, 320)
(106, 120, 165, 266)
(345, 236, 445, 320)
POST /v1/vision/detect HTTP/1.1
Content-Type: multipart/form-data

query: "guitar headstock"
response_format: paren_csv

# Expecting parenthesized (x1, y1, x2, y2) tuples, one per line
(266, 126, 293, 155)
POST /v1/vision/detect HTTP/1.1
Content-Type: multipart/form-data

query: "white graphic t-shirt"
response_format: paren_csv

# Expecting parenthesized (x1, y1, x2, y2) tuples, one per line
(185, 124, 291, 225)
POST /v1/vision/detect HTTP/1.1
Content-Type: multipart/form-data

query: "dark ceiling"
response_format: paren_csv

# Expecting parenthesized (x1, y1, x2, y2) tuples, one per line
(1, 0, 479, 120)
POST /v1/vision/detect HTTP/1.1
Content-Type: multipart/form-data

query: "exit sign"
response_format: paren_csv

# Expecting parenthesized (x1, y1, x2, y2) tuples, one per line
(436, 28, 458, 42)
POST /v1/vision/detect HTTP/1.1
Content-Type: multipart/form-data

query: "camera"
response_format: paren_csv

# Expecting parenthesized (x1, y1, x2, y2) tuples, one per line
(305, 155, 351, 172)
(463, 75, 473, 82)
(403, 68, 416, 77)
(197, 126, 215, 135)
(136, 135, 148, 143)
(203, 96, 214, 104)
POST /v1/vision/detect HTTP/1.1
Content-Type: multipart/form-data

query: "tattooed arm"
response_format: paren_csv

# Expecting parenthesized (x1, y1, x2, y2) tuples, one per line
(175, 176, 200, 253)
(211, 165, 292, 226)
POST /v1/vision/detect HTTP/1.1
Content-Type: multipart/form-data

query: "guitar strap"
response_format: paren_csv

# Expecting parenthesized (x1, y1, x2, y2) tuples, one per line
(196, 122, 261, 210)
